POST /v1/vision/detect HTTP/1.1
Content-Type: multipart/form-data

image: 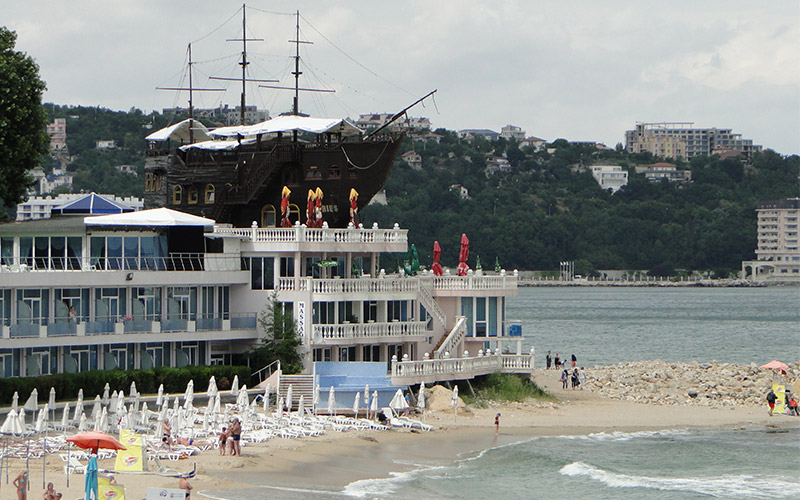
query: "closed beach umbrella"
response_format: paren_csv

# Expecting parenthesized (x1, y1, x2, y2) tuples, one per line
(451, 385, 459, 421)
(61, 402, 71, 428)
(102, 383, 110, 405)
(85, 455, 98, 500)
(130, 381, 137, 398)
(327, 386, 336, 415)
(418, 382, 426, 410)
(364, 384, 369, 405)
(389, 389, 408, 412)
(370, 391, 378, 418)
(73, 399, 84, 422)
(78, 412, 87, 431)
(231, 375, 240, 396)
(313, 385, 320, 414)
(77, 388, 84, 404)
(109, 391, 119, 414)
(156, 384, 164, 407)
(116, 390, 126, 414)
(353, 392, 360, 418)
(286, 385, 293, 412)
(262, 385, 270, 414)
(297, 394, 304, 416)
(24, 388, 38, 412)
(35, 404, 49, 433)
(49, 387, 56, 409)
(277, 396, 284, 415)
(91, 395, 101, 419)
(11, 391, 18, 412)
(184, 380, 194, 408)
(207, 377, 218, 398)
(16, 408, 27, 433)
(0, 409, 22, 435)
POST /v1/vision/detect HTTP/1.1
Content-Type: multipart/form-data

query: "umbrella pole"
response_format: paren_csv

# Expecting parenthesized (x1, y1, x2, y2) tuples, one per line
(25, 439, 29, 490)
(66, 442, 70, 488)
(42, 435, 46, 489)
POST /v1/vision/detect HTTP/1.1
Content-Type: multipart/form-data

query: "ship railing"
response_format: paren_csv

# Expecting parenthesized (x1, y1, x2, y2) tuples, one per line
(312, 320, 427, 342)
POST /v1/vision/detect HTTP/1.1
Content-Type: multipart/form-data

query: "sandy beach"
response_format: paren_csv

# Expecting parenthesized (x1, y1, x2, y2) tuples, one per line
(4, 368, 798, 500)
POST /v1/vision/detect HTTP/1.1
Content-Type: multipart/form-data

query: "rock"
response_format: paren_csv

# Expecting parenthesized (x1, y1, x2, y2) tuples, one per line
(688, 390, 699, 398)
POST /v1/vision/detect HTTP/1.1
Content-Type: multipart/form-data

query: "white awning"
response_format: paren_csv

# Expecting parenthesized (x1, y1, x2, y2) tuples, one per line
(210, 115, 361, 138)
(146, 119, 212, 143)
(84, 208, 215, 228)
(178, 139, 246, 152)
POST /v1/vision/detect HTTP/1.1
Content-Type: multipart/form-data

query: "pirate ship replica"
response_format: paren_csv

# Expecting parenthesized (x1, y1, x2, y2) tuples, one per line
(144, 9, 433, 228)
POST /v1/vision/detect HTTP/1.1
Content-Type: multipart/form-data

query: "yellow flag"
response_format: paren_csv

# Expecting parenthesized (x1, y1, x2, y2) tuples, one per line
(115, 429, 147, 472)
(98, 475, 126, 500)
(773, 382, 786, 414)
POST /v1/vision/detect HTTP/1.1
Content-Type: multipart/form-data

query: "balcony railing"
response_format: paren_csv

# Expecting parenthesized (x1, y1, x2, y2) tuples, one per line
(0, 254, 242, 273)
(313, 320, 427, 343)
(390, 352, 534, 384)
(213, 224, 408, 246)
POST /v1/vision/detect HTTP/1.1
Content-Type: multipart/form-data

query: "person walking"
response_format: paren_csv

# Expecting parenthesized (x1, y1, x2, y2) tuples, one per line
(546, 351, 552, 370)
(560, 369, 569, 389)
(579, 367, 587, 390)
(179, 477, 193, 499)
(572, 368, 580, 390)
(766, 388, 777, 416)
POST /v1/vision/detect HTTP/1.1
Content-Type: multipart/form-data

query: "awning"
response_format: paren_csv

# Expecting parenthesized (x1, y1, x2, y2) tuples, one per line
(146, 119, 212, 143)
(84, 208, 215, 228)
(210, 115, 361, 138)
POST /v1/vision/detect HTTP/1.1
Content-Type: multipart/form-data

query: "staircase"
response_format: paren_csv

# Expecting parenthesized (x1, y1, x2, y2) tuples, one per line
(277, 374, 315, 411)
(417, 280, 447, 330)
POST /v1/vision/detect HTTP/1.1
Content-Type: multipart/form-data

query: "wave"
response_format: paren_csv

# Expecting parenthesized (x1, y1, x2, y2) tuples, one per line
(342, 464, 449, 498)
(560, 461, 800, 498)
(557, 428, 691, 442)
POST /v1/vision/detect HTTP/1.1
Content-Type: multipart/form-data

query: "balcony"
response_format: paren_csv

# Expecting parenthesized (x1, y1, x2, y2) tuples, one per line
(390, 352, 534, 385)
(214, 224, 408, 253)
(0, 253, 241, 273)
(312, 320, 428, 344)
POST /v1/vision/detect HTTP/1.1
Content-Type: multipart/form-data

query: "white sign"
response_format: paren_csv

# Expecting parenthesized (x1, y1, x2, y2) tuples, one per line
(146, 487, 185, 500)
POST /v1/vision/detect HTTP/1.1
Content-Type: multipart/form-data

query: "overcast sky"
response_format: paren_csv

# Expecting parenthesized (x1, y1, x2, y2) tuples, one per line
(6, 1, 799, 155)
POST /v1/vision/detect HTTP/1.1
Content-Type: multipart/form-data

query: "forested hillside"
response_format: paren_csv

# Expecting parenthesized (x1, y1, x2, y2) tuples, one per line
(36, 107, 800, 276)
(362, 131, 799, 277)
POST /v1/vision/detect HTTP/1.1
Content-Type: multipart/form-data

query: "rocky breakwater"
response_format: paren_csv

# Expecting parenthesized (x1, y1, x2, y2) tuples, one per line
(585, 360, 800, 409)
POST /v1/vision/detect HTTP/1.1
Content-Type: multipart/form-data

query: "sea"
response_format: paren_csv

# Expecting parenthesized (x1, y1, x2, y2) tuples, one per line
(201, 286, 800, 500)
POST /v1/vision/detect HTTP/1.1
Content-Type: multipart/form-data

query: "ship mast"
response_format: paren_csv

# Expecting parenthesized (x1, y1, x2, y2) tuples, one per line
(210, 3, 277, 125)
(259, 10, 334, 116)
(156, 43, 225, 143)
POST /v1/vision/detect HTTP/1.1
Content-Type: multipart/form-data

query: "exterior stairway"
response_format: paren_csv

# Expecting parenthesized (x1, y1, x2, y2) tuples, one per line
(277, 374, 315, 411)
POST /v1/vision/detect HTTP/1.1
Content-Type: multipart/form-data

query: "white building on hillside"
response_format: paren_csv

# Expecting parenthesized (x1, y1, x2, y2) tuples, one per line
(742, 198, 800, 281)
(591, 165, 628, 193)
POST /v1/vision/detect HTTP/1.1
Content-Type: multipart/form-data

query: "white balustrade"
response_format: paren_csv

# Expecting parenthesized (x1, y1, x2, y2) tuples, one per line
(391, 353, 534, 382)
(313, 321, 427, 341)
(213, 225, 408, 245)
(434, 317, 467, 359)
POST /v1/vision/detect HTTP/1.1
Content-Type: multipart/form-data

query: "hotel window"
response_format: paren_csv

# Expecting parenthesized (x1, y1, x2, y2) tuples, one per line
(313, 301, 335, 324)
(313, 348, 331, 362)
(475, 297, 487, 337)
(261, 205, 277, 227)
(132, 287, 162, 321)
(0, 289, 10, 326)
(172, 185, 183, 205)
(54, 288, 89, 323)
(188, 185, 199, 205)
(167, 287, 197, 320)
(144, 343, 166, 368)
(388, 300, 407, 321)
(339, 346, 356, 361)
(29, 347, 58, 376)
(338, 301, 355, 323)
(17, 289, 49, 325)
(204, 184, 215, 204)
(363, 300, 378, 322)
(249, 257, 275, 290)
(461, 297, 473, 336)
(362, 345, 380, 362)
(95, 288, 126, 322)
(1, 237, 13, 265)
(280, 257, 294, 277)
(0, 350, 16, 378)
(289, 203, 301, 223)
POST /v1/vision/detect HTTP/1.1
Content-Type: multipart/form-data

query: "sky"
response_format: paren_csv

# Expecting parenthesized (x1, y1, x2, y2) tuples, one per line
(6, 1, 800, 155)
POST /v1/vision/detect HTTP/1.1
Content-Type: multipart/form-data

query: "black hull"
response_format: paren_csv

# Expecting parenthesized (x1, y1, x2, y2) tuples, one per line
(144, 134, 403, 228)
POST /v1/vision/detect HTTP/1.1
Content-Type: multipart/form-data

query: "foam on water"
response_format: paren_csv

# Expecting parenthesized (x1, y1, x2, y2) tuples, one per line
(559, 428, 691, 442)
(342, 464, 448, 498)
(560, 461, 800, 499)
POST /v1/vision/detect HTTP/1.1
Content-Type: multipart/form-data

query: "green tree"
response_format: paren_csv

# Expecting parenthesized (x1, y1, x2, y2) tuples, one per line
(0, 27, 49, 210)
(248, 293, 303, 374)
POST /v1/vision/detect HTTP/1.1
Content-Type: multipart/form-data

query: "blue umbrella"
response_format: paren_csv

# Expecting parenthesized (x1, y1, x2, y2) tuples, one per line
(85, 455, 98, 500)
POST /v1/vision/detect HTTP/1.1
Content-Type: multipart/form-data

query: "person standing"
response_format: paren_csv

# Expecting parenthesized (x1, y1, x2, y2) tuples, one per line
(572, 368, 580, 389)
(766, 388, 777, 416)
(14, 471, 27, 500)
(179, 477, 192, 499)
(231, 418, 242, 456)
(219, 426, 229, 456)
(554, 353, 561, 369)
(546, 351, 552, 370)
(571, 354, 577, 368)
(579, 367, 587, 390)
(560, 369, 568, 389)
(494, 413, 500, 435)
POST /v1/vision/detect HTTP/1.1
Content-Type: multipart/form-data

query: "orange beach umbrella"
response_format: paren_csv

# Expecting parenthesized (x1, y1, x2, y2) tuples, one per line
(760, 360, 789, 371)
(66, 431, 127, 454)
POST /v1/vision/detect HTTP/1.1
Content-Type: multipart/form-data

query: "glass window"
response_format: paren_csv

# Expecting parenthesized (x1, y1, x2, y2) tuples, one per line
(20, 237, 32, 266)
(132, 287, 161, 320)
(67, 236, 82, 270)
(0, 237, 13, 266)
(167, 287, 197, 320)
(261, 205, 276, 227)
(489, 297, 498, 336)
(107, 237, 122, 270)
(173, 185, 183, 205)
(461, 297, 473, 336)
(204, 184, 215, 204)
(188, 185, 199, 205)
(280, 257, 294, 277)
(124, 237, 139, 270)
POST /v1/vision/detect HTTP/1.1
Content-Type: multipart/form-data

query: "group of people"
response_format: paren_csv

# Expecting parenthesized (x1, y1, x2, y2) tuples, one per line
(13, 473, 63, 500)
(545, 351, 578, 370)
(766, 388, 799, 416)
(218, 417, 242, 456)
(560, 367, 586, 390)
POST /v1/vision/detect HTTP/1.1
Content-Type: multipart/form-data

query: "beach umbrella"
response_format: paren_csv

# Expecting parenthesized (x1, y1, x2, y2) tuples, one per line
(91, 395, 102, 419)
(49, 387, 56, 410)
(237, 385, 249, 411)
(364, 384, 370, 405)
(67, 430, 127, 454)
(451, 385, 459, 421)
(77, 388, 84, 404)
(262, 385, 270, 414)
(16, 408, 27, 433)
(297, 395, 304, 416)
(389, 389, 408, 413)
(286, 385, 293, 412)
(109, 391, 119, 414)
(370, 391, 378, 419)
(327, 386, 336, 415)
(353, 392, 360, 418)
(61, 402, 71, 428)
(207, 376, 218, 398)
(93, 409, 102, 431)
(78, 412, 87, 431)
(11, 391, 19, 412)
(231, 375, 240, 396)
(313, 385, 320, 414)
(0, 409, 23, 436)
(24, 388, 38, 412)
(213, 394, 221, 414)
(73, 399, 84, 422)
(277, 397, 284, 415)
(102, 383, 110, 405)
(183, 380, 194, 409)
(140, 402, 150, 425)
(85, 454, 98, 500)
(129, 381, 137, 398)
(156, 384, 164, 407)
(35, 404, 49, 433)
(418, 382, 426, 411)
(431, 241, 444, 276)
(116, 390, 126, 414)
(457, 233, 470, 276)
(99, 407, 109, 433)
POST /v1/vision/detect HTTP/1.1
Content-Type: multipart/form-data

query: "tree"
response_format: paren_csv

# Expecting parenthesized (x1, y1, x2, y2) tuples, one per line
(0, 27, 48, 209)
(248, 293, 303, 374)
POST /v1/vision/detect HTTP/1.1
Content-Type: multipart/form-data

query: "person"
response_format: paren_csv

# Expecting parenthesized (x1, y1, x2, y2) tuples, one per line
(55, 495, 61, 500)
(766, 388, 777, 416)
(554, 353, 561, 369)
(545, 351, 552, 370)
(231, 418, 242, 456)
(579, 367, 587, 390)
(572, 368, 580, 390)
(219, 426, 229, 456)
(14, 471, 27, 500)
(162, 420, 172, 448)
(571, 353, 577, 368)
(106, 474, 117, 484)
(788, 395, 799, 416)
(179, 476, 193, 499)
(560, 369, 568, 389)
(494, 412, 500, 435)
(43, 482, 56, 500)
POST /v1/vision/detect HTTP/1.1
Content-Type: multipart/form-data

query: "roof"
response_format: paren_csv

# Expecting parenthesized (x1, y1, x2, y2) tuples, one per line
(0, 216, 87, 236)
(650, 162, 677, 168)
(84, 207, 215, 229)
(52, 193, 135, 216)
(146, 119, 212, 143)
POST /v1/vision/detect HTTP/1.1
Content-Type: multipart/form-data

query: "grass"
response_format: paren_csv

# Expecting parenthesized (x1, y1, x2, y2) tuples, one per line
(461, 373, 556, 405)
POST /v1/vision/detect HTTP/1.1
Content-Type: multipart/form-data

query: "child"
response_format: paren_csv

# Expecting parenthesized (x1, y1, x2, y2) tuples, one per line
(218, 427, 228, 456)
(494, 413, 500, 435)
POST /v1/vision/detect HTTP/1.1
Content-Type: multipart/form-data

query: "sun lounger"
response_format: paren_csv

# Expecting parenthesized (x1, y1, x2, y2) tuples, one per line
(63, 456, 86, 474)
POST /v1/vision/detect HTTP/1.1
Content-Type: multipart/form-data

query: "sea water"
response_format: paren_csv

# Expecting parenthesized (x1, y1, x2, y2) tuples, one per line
(202, 287, 800, 500)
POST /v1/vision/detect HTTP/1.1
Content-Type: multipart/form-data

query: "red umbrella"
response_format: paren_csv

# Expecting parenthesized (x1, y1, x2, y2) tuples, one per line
(66, 431, 127, 454)
(457, 233, 470, 276)
(432, 241, 443, 276)
(306, 189, 316, 227)
(280, 186, 292, 227)
(760, 360, 789, 371)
